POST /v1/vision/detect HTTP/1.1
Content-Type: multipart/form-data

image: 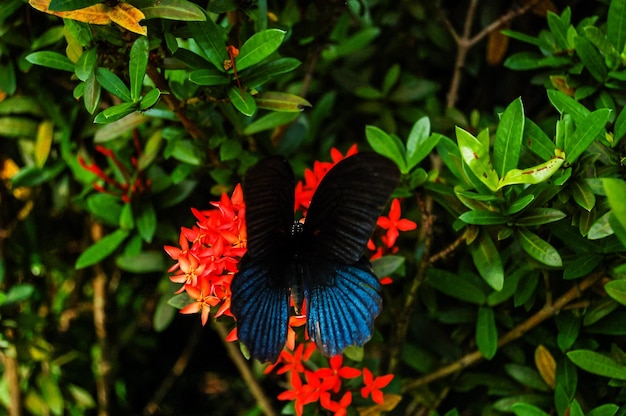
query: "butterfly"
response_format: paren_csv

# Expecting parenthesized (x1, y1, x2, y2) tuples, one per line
(230, 152, 400, 362)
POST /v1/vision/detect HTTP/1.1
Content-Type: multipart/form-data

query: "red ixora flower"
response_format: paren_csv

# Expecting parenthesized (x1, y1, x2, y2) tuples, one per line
(376, 198, 417, 247)
(313, 355, 361, 393)
(360, 367, 394, 405)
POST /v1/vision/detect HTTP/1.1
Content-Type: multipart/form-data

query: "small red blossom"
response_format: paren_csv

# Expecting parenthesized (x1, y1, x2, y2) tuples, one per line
(277, 370, 321, 416)
(360, 368, 394, 405)
(180, 278, 220, 326)
(376, 198, 417, 247)
(313, 355, 361, 393)
(264, 341, 316, 375)
(320, 391, 352, 416)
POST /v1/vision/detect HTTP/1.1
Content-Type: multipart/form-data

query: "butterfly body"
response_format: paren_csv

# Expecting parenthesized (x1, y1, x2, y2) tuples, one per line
(231, 153, 399, 362)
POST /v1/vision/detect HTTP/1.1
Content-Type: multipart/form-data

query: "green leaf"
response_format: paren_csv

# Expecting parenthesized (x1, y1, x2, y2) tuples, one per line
(228, 88, 256, 116)
(3, 283, 35, 305)
(365, 125, 407, 173)
(129, 37, 149, 102)
(547, 10, 570, 50)
(567, 350, 626, 380)
(136, 202, 156, 243)
(513, 208, 567, 226)
(26, 51, 75, 72)
(116, 251, 166, 273)
(575, 35, 608, 82)
(607, 0, 626, 53)
(605, 280, 626, 307)
(494, 97, 524, 178)
(604, 179, 626, 233)
(119, 203, 134, 230)
(322, 27, 381, 61)
(498, 150, 565, 189)
(220, 139, 242, 161)
(37, 373, 64, 416)
(86, 194, 122, 226)
(426, 269, 488, 305)
(556, 311, 581, 350)
(459, 210, 508, 225)
(188, 17, 227, 70)
(517, 227, 563, 267)
(587, 404, 619, 416)
(134, 0, 206, 21)
(93, 102, 137, 124)
(571, 180, 596, 211)
(547, 90, 590, 125)
(456, 127, 499, 192)
(524, 118, 555, 160)
(504, 52, 571, 70)
(565, 108, 610, 164)
(243, 112, 299, 135)
(512, 402, 550, 416)
(235, 29, 287, 71)
(241, 57, 301, 89)
(167, 292, 193, 310)
(75, 229, 130, 269)
(83, 74, 101, 114)
(95, 68, 132, 102)
(188, 68, 229, 86)
(371, 255, 405, 278)
(407, 117, 440, 169)
(254, 92, 312, 112)
(75, 47, 97, 81)
(563, 254, 602, 280)
(505, 363, 550, 391)
(505, 194, 535, 215)
(476, 306, 498, 359)
(588, 211, 613, 240)
(469, 232, 504, 291)
(140, 88, 162, 110)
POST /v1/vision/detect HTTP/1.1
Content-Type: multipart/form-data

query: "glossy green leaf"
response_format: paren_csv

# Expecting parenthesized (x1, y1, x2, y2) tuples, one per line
(563, 253, 602, 280)
(241, 57, 301, 89)
(254, 92, 312, 112)
(469, 231, 504, 291)
(571, 180, 596, 211)
(167, 139, 204, 165)
(75, 229, 130, 269)
(607, 0, 626, 53)
(75, 47, 97, 81)
(512, 402, 550, 416)
(524, 118, 555, 160)
(26, 51, 75, 72)
(556, 311, 581, 350)
(136, 202, 156, 243)
(94, 112, 148, 142)
(504, 52, 571, 70)
(605, 280, 626, 307)
(603, 178, 626, 233)
(476, 306, 498, 359)
(566, 109, 610, 164)
(140, 88, 162, 110)
(188, 68, 229, 85)
(228, 88, 256, 116)
(505, 363, 550, 391)
(365, 125, 407, 173)
(322, 27, 381, 61)
(188, 17, 227, 70)
(10, 163, 65, 187)
(83, 73, 101, 114)
(426, 268, 488, 304)
(498, 150, 565, 189)
(505, 194, 535, 215)
(547, 11, 570, 50)
(134, 0, 206, 21)
(459, 210, 507, 225)
(236, 29, 287, 71)
(517, 227, 563, 267)
(407, 117, 440, 169)
(95, 68, 132, 102)
(243, 112, 298, 135)
(86, 194, 122, 226)
(567, 350, 626, 380)
(116, 251, 166, 273)
(167, 292, 193, 310)
(93, 102, 137, 124)
(588, 211, 613, 240)
(456, 126, 498, 192)
(129, 37, 149, 101)
(513, 208, 566, 226)
(548, 90, 591, 125)
(587, 404, 619, 416)
(494, 97, 524, 178)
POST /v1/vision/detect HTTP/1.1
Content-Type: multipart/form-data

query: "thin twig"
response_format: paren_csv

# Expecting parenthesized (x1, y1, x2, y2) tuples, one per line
(0, 348, 21, 416)
(213, 322, 277, 416)
(401, 271, 603, 393)
(143, 324, 203, 415)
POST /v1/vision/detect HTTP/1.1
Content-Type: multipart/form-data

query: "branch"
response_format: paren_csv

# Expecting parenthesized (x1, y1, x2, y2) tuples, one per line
(0, 348, 21, 416)
(401, 270, 603, 393)
(213, 322, 277, 416)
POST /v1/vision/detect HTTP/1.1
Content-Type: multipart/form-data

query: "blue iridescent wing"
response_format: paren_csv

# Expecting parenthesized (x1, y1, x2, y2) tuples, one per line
(302, 153, 399, 355)
(302, 152, 400, 263)
(304, 258, 382, 356)
(230, 156, 294, 362)
(231, 258, 290, 362)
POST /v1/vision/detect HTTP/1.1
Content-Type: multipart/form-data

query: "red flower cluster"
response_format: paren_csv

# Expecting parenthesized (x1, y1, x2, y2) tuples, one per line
(269, 344, 394, 416)
(78, 137, 151, 203)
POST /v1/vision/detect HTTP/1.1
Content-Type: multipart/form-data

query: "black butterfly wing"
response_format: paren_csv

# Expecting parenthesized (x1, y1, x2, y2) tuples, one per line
(230, 156, 294, 363)
(302, 152, 400, 263)
(304, 258, 382, 356)
(242, 156, 295, 258)
(301, 152, 399, 356)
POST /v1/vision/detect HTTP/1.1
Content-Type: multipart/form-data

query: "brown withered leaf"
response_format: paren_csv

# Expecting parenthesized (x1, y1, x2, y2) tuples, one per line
(357, 394, 402, 416)
(521, 0, 558, 17)
(535, 344, 556, 389)
(487, 21, 511, 66)
(109, 2, 147, 36)
(550, 75, 576, 97)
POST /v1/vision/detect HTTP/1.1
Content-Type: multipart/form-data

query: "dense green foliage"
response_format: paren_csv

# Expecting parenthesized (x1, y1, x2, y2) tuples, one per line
(2, 0, 626, 415)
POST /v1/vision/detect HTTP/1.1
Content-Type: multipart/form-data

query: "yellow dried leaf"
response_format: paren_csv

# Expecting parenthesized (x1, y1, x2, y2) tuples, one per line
(29, 0, 111, 24)
(357, 394, 402, 415)
(535, 344, 556, 389)
(109, 3, 147, 36)
(64, 27, 83, 63)
(35, 120, 54, 169)
(1, 158, 20, 180)
(550, 75, 575, 97)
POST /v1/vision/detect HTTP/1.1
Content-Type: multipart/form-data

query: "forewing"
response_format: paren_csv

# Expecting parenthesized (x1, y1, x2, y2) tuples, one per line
(230, 256, 290, 363)
(304, 258, 382, 356)
(243, 156, 295, 258)
(303, 152, 399, 263)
